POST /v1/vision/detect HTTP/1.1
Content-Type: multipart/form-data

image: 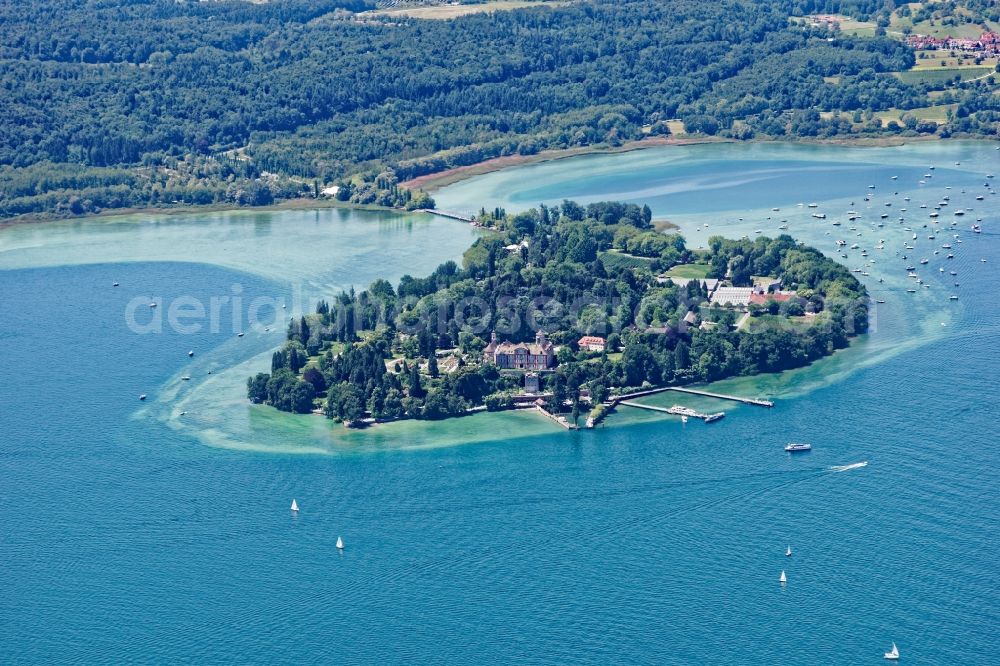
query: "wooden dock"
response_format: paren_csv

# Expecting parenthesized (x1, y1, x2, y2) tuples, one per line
(619, 401, 725, 422)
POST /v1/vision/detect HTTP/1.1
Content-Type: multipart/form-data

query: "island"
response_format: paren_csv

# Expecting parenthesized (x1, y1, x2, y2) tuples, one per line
(247, 200, 868, 426)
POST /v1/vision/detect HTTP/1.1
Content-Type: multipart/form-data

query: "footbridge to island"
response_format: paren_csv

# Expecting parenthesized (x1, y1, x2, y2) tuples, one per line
(417, 208, 475, 223)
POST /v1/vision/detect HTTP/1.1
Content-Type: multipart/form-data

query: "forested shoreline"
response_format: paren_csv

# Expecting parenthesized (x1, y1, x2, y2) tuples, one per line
(247, 200, 869, 426)
(1, 0, 997, 221)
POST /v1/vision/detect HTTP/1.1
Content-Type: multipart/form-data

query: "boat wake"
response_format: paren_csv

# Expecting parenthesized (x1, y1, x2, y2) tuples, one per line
(829, 461, 869, 472)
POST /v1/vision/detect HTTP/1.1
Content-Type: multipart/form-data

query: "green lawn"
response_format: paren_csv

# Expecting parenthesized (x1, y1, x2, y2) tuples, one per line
(875, 103, 958, 126)
(665, 263, 711, 279)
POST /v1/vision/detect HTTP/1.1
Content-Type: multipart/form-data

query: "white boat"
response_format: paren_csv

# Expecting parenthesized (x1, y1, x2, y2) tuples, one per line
(290, 499, 299, 512)
(786, 546, 792, 557)
(181, 375, 190, 381)
(681, 415, 688, 424)
(779, 570, 787, 584)
(113, 281, 119, 287)
(785, 443, 812, 452)
(336, 536, 344, 550)
(884, 642, 899, 660)
(139, 394, 146, 401)
(188, 350, 194, 357)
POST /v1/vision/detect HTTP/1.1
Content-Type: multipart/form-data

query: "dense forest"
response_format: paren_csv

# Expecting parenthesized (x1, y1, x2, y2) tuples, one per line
(1, 0, 996, 220)
(247, 200, 869, 425)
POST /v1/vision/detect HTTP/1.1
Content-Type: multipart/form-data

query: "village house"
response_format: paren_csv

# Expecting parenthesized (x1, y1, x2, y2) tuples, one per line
(905, 31, 999, 56)
(484, 331, 555, 370)
(577, 335, 606, 352)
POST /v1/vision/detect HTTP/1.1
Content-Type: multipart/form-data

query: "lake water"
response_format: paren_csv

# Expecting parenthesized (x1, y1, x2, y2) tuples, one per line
(1, 142, 998, 663)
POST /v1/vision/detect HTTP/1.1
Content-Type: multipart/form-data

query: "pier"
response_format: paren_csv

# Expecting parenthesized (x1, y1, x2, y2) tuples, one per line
(609, 386, 773, 408)
(619, 401, 725, 422)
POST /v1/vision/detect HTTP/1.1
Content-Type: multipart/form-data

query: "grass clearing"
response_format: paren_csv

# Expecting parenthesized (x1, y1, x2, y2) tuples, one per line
(365, 1, 565, 20)
(874, 103, 958, 126)
(665, 263, 711, 279)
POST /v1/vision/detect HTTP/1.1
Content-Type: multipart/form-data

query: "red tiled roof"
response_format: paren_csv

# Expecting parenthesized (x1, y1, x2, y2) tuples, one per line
(749, 292, 795, 305)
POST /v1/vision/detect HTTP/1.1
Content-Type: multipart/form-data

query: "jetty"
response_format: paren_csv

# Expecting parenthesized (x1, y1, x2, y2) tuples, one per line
(619, 401, 725, 423)
(665, 387, 773, 407)
(609, 386, 773, 408)
(417, 208, 474, 223)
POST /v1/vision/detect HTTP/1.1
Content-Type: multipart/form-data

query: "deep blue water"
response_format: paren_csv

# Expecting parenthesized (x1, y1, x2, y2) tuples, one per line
(2, 145, 1000, 663)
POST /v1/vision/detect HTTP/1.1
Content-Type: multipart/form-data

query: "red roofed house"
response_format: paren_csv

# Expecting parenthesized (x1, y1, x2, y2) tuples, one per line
(577, 335, 606, 352)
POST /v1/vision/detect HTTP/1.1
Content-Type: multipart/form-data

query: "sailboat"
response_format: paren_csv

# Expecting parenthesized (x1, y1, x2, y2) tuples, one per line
(786, 546, 792, 557)
(336, 536, 344, 550)
(290, 499, 299, 512)
(779, 570, 787, 584)
(884, 642, 899, 660)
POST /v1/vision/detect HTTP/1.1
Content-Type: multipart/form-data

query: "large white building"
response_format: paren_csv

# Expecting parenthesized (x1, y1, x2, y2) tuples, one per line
(709, 286, 754, 307)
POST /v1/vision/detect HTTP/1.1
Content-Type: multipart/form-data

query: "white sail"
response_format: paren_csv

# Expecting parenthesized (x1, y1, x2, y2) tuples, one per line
(786, 546, 792, 557)
(884, 642, 899, 660)
(336, 536, 344, 550)
(290, 499, 299, 512)
(779, 570, 787, 584)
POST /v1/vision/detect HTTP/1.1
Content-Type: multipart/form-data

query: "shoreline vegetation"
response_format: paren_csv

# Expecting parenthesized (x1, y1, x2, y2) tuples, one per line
(1, 1, 997, 225)
(0, 133, 948, 230)
(247, 199, 869, 429)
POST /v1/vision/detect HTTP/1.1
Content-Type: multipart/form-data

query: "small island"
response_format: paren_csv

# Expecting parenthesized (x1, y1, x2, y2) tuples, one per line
(248, 200, 868, 427)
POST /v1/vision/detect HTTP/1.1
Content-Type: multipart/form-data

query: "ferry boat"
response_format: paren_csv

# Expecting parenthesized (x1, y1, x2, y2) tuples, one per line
(784, 443, 812, 452)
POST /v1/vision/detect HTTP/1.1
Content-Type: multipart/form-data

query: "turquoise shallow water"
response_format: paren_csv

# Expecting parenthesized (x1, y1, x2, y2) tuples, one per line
(1, 142, 999, 663)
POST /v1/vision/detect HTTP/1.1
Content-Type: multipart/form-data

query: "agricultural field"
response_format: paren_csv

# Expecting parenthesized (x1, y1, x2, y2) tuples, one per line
(894, 66, 994, 85)
(911, 49, 997, 70)
(365, 0, 565, 19)
(598, 250, 655, 272)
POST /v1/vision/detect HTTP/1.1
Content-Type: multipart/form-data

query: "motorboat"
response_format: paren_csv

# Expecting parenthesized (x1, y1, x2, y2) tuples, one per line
(784, 443, 812, 452)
